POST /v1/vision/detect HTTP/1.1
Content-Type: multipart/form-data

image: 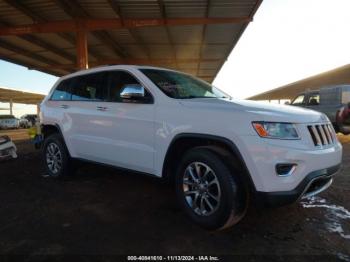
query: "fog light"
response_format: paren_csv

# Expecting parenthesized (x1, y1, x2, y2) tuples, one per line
(276, 163, 297, 177)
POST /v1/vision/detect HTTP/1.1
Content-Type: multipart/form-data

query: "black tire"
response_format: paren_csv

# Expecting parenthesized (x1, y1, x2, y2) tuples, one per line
(42, 133, 74, 178)
(175, 147, 248, 230)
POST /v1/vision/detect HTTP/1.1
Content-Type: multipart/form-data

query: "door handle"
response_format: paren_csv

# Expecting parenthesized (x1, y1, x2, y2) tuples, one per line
(60, 104, 69, 109)
(96, 106, 108, 111)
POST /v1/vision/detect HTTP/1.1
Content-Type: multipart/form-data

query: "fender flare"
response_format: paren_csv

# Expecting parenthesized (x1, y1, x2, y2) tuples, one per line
(162, 133, 256, 191)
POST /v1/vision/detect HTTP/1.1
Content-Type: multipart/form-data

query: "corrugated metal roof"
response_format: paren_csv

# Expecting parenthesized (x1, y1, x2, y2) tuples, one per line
(0, 0, 262, 82)
(248, 64, 350, 101)
(0, 86, 45, 104)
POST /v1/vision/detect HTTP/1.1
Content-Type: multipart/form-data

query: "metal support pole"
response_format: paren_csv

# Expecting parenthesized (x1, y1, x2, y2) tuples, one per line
(76, 24, 88, 70)
(9, 99, 13, 115)
(36, 104, 41, 135)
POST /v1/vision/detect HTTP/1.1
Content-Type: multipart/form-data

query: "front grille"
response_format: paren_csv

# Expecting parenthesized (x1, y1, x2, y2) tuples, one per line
(307, 124, 335, 146)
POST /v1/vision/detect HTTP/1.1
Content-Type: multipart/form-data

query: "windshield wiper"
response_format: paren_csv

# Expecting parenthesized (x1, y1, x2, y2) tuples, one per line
(180, 96, 217, 99)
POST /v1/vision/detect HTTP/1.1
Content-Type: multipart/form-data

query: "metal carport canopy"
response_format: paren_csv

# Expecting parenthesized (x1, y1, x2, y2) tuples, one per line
(248, 64, 350, 101)
(0, 86, 45, 104)
(0, 86, 45, 115)
(0, 0, 262, 83)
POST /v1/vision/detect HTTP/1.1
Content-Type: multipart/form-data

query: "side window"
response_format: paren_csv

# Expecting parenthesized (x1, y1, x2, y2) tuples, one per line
(71, 72, 107, 101)
(342, 89, 350, 104)
(307, 93, 320, 105)
(291, 95, 305, 105)
(51, 79, 73, 101)
(107, 71, 152, 103)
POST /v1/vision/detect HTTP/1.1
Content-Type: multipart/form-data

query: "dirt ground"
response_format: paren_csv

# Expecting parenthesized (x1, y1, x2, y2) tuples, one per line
(0, 129, 349, 260)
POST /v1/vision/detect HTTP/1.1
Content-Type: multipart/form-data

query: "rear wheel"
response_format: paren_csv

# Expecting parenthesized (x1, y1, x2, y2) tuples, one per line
(43, 133, 74, 178)
(175, 148, 248, 230)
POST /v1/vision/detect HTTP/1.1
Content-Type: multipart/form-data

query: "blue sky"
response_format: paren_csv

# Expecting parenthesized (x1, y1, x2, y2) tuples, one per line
(0, 61, 58, 116)
(0, 60, 57, 94)
(1, 0, 350, 116)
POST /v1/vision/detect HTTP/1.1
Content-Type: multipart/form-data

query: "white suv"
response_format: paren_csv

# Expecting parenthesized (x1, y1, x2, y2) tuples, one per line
(40, 65, 342, 230)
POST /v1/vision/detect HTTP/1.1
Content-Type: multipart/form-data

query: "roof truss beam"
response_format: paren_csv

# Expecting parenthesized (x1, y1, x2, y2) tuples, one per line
(0, 20, 75, 62)
(0, 17, 251, 36)
(3, 0, 70, 39)
(157, 0, 178, 69)
(0, 56, 61, 77)
(27, 58, 222, 70)
(107, 0, 150, 59)
(53, 0, 127, 58)
(197, 0, 210, 77)
(0, 38, 70, 71)
(2, 0, 99, 59)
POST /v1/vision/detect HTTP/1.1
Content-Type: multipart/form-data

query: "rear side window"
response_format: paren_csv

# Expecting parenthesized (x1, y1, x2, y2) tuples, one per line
(51, 79, 73, 101)
(341, 86, 350, 104)
(307, 93, 320, 105)
(71, 72, 107, 101)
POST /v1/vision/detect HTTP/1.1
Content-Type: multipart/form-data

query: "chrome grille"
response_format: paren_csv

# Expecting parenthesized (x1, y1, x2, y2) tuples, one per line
(307, 124, 335, 146)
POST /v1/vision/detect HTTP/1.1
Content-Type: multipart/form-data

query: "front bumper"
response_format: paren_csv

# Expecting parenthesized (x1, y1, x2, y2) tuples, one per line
(255, 164, 341, 207)
(0, 136, 17, 160)
(238, 135, 342, 192)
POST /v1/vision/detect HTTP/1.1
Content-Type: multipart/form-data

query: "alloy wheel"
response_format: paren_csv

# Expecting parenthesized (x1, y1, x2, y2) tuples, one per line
(182, 162, 221, 216)
(46, 142, 63, 174)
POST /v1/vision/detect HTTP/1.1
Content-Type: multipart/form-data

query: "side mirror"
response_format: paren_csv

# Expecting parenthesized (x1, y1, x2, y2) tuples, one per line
(284, 101, 290, 105)
(120, 84, 145, 99)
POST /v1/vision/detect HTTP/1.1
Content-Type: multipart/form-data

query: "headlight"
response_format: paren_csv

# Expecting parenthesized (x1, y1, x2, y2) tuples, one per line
(252, 122, 300, 139)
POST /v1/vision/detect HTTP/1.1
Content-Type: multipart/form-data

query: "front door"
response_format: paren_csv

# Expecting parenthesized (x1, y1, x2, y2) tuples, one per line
(82, 70, 156, 174)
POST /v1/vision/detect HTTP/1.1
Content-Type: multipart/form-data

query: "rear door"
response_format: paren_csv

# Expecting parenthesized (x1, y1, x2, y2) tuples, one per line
(43, 78, 74, 150)
(65, 71, 109, 159)
(319, 87, 342, 123)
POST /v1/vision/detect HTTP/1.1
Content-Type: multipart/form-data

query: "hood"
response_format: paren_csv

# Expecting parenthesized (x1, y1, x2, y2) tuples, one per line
(178, 98, 328, 123)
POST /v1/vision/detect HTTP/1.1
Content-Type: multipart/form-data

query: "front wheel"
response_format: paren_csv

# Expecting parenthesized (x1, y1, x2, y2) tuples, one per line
(175, 148, 248, 230)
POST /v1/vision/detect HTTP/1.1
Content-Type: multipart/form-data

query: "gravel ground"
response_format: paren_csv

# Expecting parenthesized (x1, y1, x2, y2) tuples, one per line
(0, 129, 349, 261)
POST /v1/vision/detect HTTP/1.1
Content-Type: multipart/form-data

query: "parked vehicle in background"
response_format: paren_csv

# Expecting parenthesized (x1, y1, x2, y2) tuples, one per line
(20, 114, 38, 127)
(19, 117, 31, 128)
(290, 85, 350, 134)
(40, 65, 342, 230)
(0, 115, 19, 129)
(0, 135, 17, 160)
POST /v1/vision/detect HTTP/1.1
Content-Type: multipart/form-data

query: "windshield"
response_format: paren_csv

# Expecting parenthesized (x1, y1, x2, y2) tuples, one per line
(291, 95, 305, 105)
(140, 69, 230, 99)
